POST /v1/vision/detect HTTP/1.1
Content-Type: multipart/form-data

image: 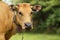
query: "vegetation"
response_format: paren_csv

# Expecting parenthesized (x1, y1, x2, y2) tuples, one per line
(10, 33, 60, 40)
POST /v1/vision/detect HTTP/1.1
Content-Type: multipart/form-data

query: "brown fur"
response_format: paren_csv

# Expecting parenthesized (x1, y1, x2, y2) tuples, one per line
(0, 1, 16, 40)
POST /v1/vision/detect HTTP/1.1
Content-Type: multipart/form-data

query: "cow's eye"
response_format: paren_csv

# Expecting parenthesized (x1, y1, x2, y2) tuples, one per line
(30, 12, 33, 16)
(31, 12, 33, 15)
(19, 12, 23, 16)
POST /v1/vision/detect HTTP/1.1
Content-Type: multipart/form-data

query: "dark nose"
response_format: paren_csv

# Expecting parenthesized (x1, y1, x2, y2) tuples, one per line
(25, 23, 31, 29)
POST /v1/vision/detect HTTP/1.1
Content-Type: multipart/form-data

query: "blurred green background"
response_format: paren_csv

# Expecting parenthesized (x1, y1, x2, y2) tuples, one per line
(1, 0, 60, 40)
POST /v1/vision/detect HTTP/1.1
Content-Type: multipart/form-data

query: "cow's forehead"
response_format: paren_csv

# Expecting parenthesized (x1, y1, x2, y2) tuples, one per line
(18, 3, 32, 14)
(19, 3, 31, 7)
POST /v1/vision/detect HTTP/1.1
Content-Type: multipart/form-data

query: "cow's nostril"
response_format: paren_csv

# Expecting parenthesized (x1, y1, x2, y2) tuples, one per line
(25, 23, 31, 28)
(25, 23, 32, 30)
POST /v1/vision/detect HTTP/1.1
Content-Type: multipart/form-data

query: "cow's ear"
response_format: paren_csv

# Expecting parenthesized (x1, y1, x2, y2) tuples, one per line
(16, 4, 20, 9)
(10, 4, 20, 11)
(32, 5, 41, 12)
(10, 4, 16, 11)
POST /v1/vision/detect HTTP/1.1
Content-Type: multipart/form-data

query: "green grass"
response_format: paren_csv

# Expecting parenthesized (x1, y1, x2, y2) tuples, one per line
(10, 33, 60, 40)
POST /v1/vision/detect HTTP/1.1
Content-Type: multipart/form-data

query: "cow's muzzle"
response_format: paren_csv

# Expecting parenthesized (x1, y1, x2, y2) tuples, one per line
(24, 23, 32, 30)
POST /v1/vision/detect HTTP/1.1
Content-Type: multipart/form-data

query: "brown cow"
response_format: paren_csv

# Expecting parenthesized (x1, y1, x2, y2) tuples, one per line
(0, 1, 41, 40)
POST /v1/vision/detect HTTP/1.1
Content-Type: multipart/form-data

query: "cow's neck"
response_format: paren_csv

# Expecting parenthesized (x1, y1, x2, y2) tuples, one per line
(13, 11, 18, 25)
(13, 14, 22, 32)
(13, 15, 19, 26)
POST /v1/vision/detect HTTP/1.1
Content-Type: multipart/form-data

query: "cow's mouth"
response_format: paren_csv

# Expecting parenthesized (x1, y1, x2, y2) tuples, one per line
(25, 27, 31, 31)
(16, 23, 32, 33)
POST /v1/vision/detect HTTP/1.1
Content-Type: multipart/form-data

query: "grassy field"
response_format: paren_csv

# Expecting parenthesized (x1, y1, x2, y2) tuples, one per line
(10, 33, 60, 40)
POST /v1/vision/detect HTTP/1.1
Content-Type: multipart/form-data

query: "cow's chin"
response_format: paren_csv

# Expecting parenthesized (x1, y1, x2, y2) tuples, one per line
(25, 26, 33, 31)
(25, 28, 31, 31)
(22, 27, 31, 31)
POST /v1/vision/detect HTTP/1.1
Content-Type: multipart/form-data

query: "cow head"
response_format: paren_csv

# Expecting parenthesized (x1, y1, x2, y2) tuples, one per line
(10, 3, 41, 30)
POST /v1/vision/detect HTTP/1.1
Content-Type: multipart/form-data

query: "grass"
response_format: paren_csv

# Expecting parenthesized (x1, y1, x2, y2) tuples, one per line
(10, 33, 60, 40)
